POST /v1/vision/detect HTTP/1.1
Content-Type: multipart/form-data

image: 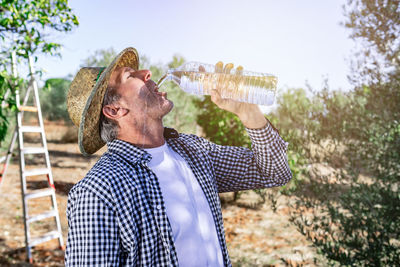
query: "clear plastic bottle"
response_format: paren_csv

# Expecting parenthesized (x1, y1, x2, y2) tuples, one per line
(157, 61, 277, 106)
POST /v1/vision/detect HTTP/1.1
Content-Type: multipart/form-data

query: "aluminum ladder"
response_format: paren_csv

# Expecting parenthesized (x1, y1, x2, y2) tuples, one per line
(1, 52, 64, 263)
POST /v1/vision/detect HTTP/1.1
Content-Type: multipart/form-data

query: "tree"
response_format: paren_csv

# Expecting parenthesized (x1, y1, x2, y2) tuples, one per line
(40, 78, 70, 122)
(288, 1, 400, 265)
(0, 0, 79, 58)
(80, 48, 117, 68)
(343, 0, 400, 179)
(194, 96, 250, 147)
(0, 71, 21, 143)
(343, 0, 400, 85)
(0, 0, 79, 143)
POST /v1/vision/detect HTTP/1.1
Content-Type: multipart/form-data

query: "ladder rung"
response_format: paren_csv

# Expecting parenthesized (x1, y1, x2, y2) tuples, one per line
(0, 104, 35, 112)
(19, 126, 42, 133)
(29, 230, 60, 247)
(24, 168, 50, 177)
(22, 147, 46, 154)
(19, 105, 38, 112)
(27, 209, 57, 223)
(25, 188, 54, 200)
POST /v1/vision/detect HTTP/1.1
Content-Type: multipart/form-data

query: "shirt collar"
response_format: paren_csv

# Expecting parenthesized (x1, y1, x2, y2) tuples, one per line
(107, 139, 150, 165)
(106, 127, 179, 165)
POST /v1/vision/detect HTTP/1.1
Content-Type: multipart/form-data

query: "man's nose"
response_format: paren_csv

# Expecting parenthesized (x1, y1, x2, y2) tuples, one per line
(136, 70, 152, 82)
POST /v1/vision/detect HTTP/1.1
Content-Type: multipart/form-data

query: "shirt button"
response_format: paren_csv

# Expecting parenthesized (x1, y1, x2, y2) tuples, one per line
(156, 205, 162, 210)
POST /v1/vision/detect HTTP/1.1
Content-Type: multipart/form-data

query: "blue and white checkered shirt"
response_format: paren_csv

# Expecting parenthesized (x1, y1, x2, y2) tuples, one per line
(65, 123, 292, 266)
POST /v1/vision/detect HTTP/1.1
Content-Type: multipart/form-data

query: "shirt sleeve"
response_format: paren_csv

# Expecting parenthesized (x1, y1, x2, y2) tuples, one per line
(65, 187, 122, 266)
(200, 121, 292, 193)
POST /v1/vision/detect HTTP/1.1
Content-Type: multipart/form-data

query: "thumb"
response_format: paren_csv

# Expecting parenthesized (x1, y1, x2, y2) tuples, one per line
(211, 89, 230, 109)
(211, 89, 222, 106)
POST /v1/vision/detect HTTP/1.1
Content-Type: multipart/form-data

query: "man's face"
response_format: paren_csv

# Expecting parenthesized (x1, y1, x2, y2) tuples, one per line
(108, 66, 174, 124)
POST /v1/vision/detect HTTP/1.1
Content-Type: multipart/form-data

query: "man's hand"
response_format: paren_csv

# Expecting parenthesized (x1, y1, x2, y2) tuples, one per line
(209, 62, 268, 129)
(210, 89, 267, 129)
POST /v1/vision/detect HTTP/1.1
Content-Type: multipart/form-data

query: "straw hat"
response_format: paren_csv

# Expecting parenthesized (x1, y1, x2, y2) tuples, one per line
(67, 47, 139, 155)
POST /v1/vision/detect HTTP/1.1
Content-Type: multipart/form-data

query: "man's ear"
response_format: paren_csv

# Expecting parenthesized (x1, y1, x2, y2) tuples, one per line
(102, 105, 129, 120)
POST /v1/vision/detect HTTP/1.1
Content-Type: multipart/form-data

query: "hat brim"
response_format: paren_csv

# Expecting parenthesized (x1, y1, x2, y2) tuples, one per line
(79, 47, 139, 155)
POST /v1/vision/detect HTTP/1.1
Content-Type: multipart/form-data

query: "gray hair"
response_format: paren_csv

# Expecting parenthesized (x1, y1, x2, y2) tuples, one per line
(99, 87, 121, 143)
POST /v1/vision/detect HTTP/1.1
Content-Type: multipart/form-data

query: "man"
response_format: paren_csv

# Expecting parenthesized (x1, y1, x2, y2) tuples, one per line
(65, 47, 291, 266)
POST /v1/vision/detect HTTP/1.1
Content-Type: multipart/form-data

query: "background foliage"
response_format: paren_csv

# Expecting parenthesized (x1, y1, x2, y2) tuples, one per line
(283, 0, 400, 265)
(0, 0, 79, 143)
(192, 1, 400, 265)
(0, 0, 79, 57)
(40, 78, 70, 122)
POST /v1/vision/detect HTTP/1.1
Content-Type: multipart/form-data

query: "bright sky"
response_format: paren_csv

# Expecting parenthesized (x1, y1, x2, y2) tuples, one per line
(38, 0, 355, 93)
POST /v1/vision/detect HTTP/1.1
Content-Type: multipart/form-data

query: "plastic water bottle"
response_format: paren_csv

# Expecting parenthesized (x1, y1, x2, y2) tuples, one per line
(157, 61, 277, 106)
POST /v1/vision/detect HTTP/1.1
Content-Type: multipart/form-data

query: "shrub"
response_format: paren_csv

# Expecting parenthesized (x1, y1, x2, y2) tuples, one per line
(40, 78, 71, 122)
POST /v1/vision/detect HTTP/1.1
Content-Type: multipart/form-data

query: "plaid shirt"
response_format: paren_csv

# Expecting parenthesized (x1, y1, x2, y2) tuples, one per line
(65, 123, 292, 266)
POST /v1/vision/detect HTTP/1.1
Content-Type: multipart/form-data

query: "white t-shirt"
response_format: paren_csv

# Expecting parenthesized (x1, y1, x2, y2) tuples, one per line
(144, 142, 224, 267)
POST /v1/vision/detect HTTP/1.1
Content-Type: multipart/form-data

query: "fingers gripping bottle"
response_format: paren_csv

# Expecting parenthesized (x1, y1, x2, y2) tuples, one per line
(157, 61, 277, 106)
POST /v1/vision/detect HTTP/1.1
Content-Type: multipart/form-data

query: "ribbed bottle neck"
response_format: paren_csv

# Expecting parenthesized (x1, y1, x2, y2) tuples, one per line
(157, 69, 181, 88)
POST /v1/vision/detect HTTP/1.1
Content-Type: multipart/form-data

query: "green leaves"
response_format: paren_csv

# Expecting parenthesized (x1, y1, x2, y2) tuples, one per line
(0, 0, 79, 56)
(0, 0, 79, 142)
(194, 95, 251, 148)
(81, 48, 118, 68)
(0, 70, 20, 142)
(268, 72, 399, 265)
(285, 1, 400, 265)
(40, 78, 70, 121)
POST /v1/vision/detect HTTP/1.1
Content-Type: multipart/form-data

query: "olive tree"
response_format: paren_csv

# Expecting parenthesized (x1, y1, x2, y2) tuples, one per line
(0, 0, 79, 142)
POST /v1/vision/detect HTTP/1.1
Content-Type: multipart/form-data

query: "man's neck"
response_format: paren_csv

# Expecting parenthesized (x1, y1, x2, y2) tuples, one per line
(118, 120, 165, 148)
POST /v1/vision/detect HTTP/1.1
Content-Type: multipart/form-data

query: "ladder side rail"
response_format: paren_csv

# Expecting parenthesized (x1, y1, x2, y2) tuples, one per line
(19, 80, 34, 123)
(18, 80, 37, 262)
(0, 76, 35, 189)
(12, 52, 32, 261)
(21, 80, 35, 106)
(28, 57, 51, 179)
(28, 57, 55, 188)
(27, 56, 64, 248)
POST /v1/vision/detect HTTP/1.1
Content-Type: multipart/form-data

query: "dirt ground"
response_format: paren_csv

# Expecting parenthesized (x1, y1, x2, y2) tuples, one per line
(0, 122, 317, 266)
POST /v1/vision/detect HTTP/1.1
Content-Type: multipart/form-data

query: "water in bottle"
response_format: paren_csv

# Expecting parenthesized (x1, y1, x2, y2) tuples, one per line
(157, 61, 277, 106)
